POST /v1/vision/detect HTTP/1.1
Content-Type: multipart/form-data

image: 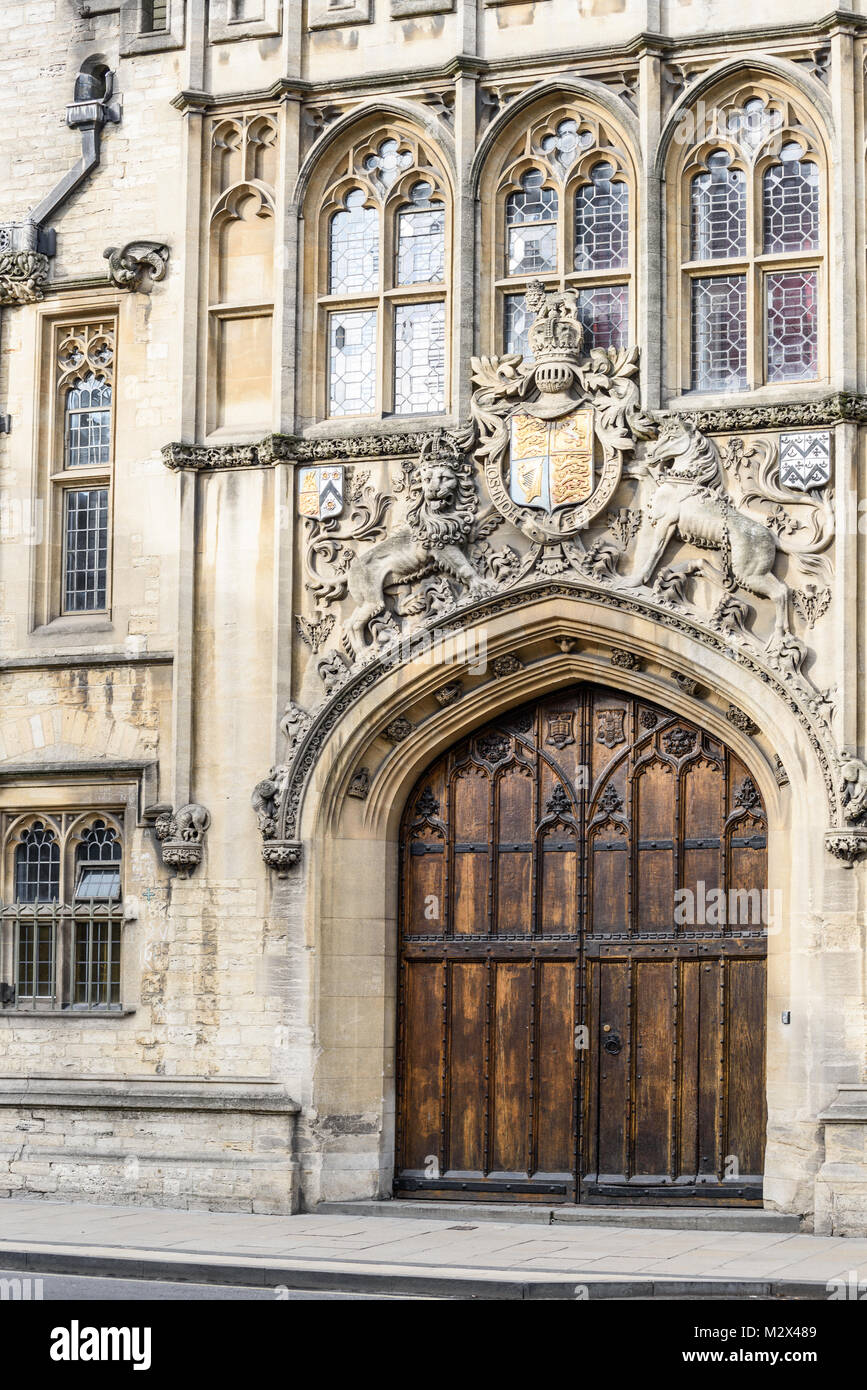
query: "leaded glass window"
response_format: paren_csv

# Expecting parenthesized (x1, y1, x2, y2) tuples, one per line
(577, 285, 628, 351)
(15, 824, 60, 903)
(679, 91, 824, 393)
(64, 488, 109, 611)
(766, 269, 818, 383)
(396, 183, 445, 287)
(504, 293, 533, 361)
(317, 134, 449, 419)
(74, 822, 122, 902)
(328, 310, 377, 416)
(506, 170, 558, 276)
(394, 303, 446, 415)
(3, 813, 126, 1012)
(329, 190, 379, 295)
(691, 275, 748, 391)
(691, 153, 746, 261)
(762, 144, 819, 254)
(574, 163, 628, 271)
(64, 374, 112, 469)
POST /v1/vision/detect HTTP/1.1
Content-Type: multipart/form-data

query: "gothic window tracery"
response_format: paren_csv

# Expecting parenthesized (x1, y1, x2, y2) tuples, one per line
(54, 321, 116, 616)
(484, 104, 635, 361)
(2, 813, 125, 1010)
(673, 88, 825, 394)
(311, 127, 450, 420)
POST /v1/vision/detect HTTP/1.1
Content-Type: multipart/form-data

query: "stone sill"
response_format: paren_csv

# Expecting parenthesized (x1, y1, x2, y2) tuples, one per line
(0, 651, 172, 673)
(0, 1010, 135, 1020)
(667, 384, 836, 413)
(0, 1077, 301, 1115)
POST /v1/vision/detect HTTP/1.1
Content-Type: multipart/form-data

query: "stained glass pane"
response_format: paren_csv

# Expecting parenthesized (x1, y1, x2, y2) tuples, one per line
(766, 269, 818, 383)
(328, 310, 377, 416)
(691, 275, 748, 391)
(65, 373, 111, 468)
(396, 183, 445, 286)
(577, 286, 628, 350)
(763, 145, 819, 254)
(504, 293, 533, 361)
(15, 823, 60, 903)
(691, 153, 746, 260)
(329, 189, 379, 295)
(394, 302, 446, 415)
(574, 164, 628, 271)
(64, 487, 109, 612)
(506, 170, 558, 275)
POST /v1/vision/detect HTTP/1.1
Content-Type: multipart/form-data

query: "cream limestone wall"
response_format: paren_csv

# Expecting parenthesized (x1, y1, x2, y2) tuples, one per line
(0, 1, 865, 1227)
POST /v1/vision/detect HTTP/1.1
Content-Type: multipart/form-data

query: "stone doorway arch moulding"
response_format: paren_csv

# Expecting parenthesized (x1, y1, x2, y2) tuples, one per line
(262, 591, 850, 1215)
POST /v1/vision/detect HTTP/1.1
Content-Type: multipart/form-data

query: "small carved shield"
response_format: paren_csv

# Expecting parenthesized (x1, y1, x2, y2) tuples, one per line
(596, 708, 625, 749)
(779, 431, 831, 491)
(509, 409, 594, 512)
(546, 710, 575, 749)
(298, 465, 344, 519)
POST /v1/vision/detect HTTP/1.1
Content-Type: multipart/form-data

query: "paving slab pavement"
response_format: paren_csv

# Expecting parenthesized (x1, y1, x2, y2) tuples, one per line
(0, 1198, 863, 1299)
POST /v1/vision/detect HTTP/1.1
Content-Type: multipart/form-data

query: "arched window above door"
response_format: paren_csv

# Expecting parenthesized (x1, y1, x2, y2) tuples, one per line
(668, 86, 827, 395)
(306, 126, 451, 422)
(479, 102, 637, 363)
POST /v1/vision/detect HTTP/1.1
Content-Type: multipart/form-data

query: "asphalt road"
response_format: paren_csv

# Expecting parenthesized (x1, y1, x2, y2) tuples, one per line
(0, 1269, 412, 1300)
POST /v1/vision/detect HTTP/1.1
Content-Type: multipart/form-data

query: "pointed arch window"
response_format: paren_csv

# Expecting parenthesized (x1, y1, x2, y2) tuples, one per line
(312, 131, 450, 421)
(74, 822, 122, 902)
(677, 95, 824, 394)
(15, 823, 60, 904)
(3, 813, 125, 1012)
(487, 107, 635, 363)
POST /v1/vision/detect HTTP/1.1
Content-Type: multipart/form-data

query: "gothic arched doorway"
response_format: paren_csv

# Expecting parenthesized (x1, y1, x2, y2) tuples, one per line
(395, 682, 768, 1205)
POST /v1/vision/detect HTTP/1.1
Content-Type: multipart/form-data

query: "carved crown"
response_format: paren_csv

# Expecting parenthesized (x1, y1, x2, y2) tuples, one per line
(525, 280, 585, 392)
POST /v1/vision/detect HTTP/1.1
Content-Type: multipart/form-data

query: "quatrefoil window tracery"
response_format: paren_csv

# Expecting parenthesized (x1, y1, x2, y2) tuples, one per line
(362, 138, 414, 191)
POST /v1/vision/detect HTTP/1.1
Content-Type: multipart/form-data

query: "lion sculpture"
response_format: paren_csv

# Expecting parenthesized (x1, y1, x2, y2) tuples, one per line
(625, 415, 832, 643)
(345, 436, 491, 652)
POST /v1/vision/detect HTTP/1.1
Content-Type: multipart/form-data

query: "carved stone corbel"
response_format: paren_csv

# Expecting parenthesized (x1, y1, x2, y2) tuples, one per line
(0, 250, 50, 305)
(103, 241, 169, 293)
(153, 802, 210, 877)
(825, 830, 867, 867)
(262, 840, 303, 874)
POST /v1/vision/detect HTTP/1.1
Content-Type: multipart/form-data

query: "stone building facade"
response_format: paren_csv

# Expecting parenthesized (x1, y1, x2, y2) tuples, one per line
(1, 0, 866, 1232)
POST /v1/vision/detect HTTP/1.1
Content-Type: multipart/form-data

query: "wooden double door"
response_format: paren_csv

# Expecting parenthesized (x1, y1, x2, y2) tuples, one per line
(395, 683, 767, 1205)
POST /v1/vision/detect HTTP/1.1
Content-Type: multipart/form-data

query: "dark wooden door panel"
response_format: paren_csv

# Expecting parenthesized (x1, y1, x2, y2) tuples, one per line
(396, 684, 767, 1205)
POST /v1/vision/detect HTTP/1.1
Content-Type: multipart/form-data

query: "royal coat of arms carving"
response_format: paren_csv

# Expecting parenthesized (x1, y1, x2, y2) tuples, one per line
(470, 278, 652, 565)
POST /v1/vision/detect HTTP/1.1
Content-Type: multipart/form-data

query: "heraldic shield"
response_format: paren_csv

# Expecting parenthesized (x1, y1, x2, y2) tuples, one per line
(298, 465, 344, 520)
(508, 408, 595, 512)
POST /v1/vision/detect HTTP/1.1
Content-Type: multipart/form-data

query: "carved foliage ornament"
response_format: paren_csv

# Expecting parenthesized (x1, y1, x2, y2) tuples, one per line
(0, 251, 50, 305)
